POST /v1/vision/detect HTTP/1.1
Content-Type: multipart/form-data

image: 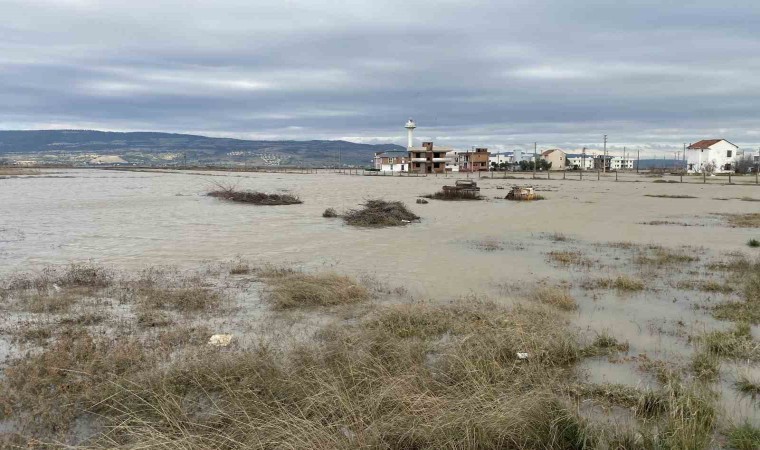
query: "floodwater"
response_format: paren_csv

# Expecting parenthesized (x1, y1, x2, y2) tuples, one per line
(2, 169, 757, 287)
(2, 168, 760, 426)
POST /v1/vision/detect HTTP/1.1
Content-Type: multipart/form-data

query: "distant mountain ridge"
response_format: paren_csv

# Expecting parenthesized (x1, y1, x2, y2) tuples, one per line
(0, 130, 404, 166)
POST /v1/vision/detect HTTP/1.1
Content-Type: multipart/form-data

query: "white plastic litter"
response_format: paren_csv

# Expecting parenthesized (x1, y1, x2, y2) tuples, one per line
(516, 352, 529, 360)
(208, 334, 234, 347)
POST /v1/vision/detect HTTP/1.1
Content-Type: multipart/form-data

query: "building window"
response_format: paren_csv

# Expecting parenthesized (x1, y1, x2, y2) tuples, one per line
(727, 150, 732, 157)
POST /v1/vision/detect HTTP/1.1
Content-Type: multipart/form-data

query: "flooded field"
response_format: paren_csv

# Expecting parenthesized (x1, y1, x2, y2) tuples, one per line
(1, 168, 760, 447)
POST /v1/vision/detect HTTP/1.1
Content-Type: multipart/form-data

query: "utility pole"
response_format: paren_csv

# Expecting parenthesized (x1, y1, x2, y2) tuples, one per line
(533, 142, 537, 179)
(603, 135, 607, 173)
(636, 149, 640, 173)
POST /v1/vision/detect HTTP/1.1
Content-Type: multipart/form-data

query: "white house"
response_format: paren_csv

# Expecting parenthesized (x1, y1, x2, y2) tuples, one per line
(489, 152, 513, 168)
(610, 157, 635, 170)
(566, 153, 594, 170)
(686, 139, 738, 173)
(445, 151, 460, 172)
(373, 151, 409, 172)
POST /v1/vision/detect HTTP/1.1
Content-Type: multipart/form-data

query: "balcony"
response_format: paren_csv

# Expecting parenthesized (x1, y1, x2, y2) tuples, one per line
(410, 157, 428, 162)
(432, 157, 450, 162)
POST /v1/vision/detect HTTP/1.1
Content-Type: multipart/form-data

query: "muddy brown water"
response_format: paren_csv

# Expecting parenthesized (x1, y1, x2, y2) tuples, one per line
(2, 168, 760, 427)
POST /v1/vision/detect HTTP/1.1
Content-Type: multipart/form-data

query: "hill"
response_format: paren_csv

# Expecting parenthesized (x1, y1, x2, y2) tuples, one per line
(0, 130, 404, 167)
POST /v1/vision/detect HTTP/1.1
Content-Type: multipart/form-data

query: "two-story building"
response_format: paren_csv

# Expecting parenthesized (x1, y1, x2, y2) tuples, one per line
(408, 142, 453, 174)
(686, 139, 738, 173)
(540, 149, 567, 171)
(610, 157, 635, 170)
(373, 151, 409, 172)
(458, 148, 491, 172)
(566, 153, 593, 170)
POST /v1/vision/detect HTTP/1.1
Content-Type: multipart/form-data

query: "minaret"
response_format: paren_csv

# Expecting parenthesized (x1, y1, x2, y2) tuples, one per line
(405, 118, 416, 148)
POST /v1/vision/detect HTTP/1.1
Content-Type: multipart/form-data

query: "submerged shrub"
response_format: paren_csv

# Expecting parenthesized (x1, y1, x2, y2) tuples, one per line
(343, 199, 419, 227)
(208, 188, 302, 205)
(423, 190, 482, 200)
(322, 207, 338, 218)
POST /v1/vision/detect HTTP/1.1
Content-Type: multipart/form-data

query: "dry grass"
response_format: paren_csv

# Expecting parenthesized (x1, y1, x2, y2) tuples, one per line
(0, 264, 725, 448)
(711, 257, 760, 323)
(3, 263, 113, 292)
(228, 258, 252, 274)
(136, 309, 174, 327)
(691, 350, 720, 382)
(59, 312, 108, 326)
(469, 238, 505, 251)
(567, 377, 717, 448)
(633, 246, 699, 266)
(549, 232, 569, 242)
(565, 383, 666, 418)
(208, 188, 302, 205)
(343, 199, 420, 227)
(0, 328, 154, 437)
(701, 323, 760, 361)
(580, 332, 630, 357)
(724, 213, 760, 228)
(263, 271, 370, 309)
(729, 423, 760, 450)
(528, 286, 578, 311)
(676, 279, 733, 294)
(582, 275, 646, 292)
(0, 299, 606, 448)
(734, 373, 760, 399)
(641, 220, 692, 226)
(1, 263, 114, 313)
(137, 285, 224, 312)
(322, 207, 338, 217)
(644, 194, 697, 199)
(547, 250, 592, 267)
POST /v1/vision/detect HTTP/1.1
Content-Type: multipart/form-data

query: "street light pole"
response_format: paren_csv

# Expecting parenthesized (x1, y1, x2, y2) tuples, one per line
(603, 135, 607, 173)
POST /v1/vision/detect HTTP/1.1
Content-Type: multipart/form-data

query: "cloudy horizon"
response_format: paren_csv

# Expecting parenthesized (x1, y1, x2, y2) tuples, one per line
(2, 0, 760, 157)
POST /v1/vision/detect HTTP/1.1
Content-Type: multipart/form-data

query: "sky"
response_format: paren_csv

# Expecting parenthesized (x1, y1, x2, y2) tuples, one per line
(2, 0, 760, 156)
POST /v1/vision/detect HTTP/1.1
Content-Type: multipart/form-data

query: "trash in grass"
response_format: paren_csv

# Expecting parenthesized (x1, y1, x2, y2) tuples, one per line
(208, 334, 234, 347)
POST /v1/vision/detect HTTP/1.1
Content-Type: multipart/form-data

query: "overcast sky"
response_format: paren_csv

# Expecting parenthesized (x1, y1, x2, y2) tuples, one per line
(2, 0, 760, 156)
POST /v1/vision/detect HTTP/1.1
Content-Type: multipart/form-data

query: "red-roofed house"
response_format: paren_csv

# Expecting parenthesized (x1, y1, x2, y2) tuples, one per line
(686, 139, 738, 173)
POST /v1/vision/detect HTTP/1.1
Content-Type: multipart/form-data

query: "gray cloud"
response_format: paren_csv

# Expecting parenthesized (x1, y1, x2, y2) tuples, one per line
(2, 0, 760, 156)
